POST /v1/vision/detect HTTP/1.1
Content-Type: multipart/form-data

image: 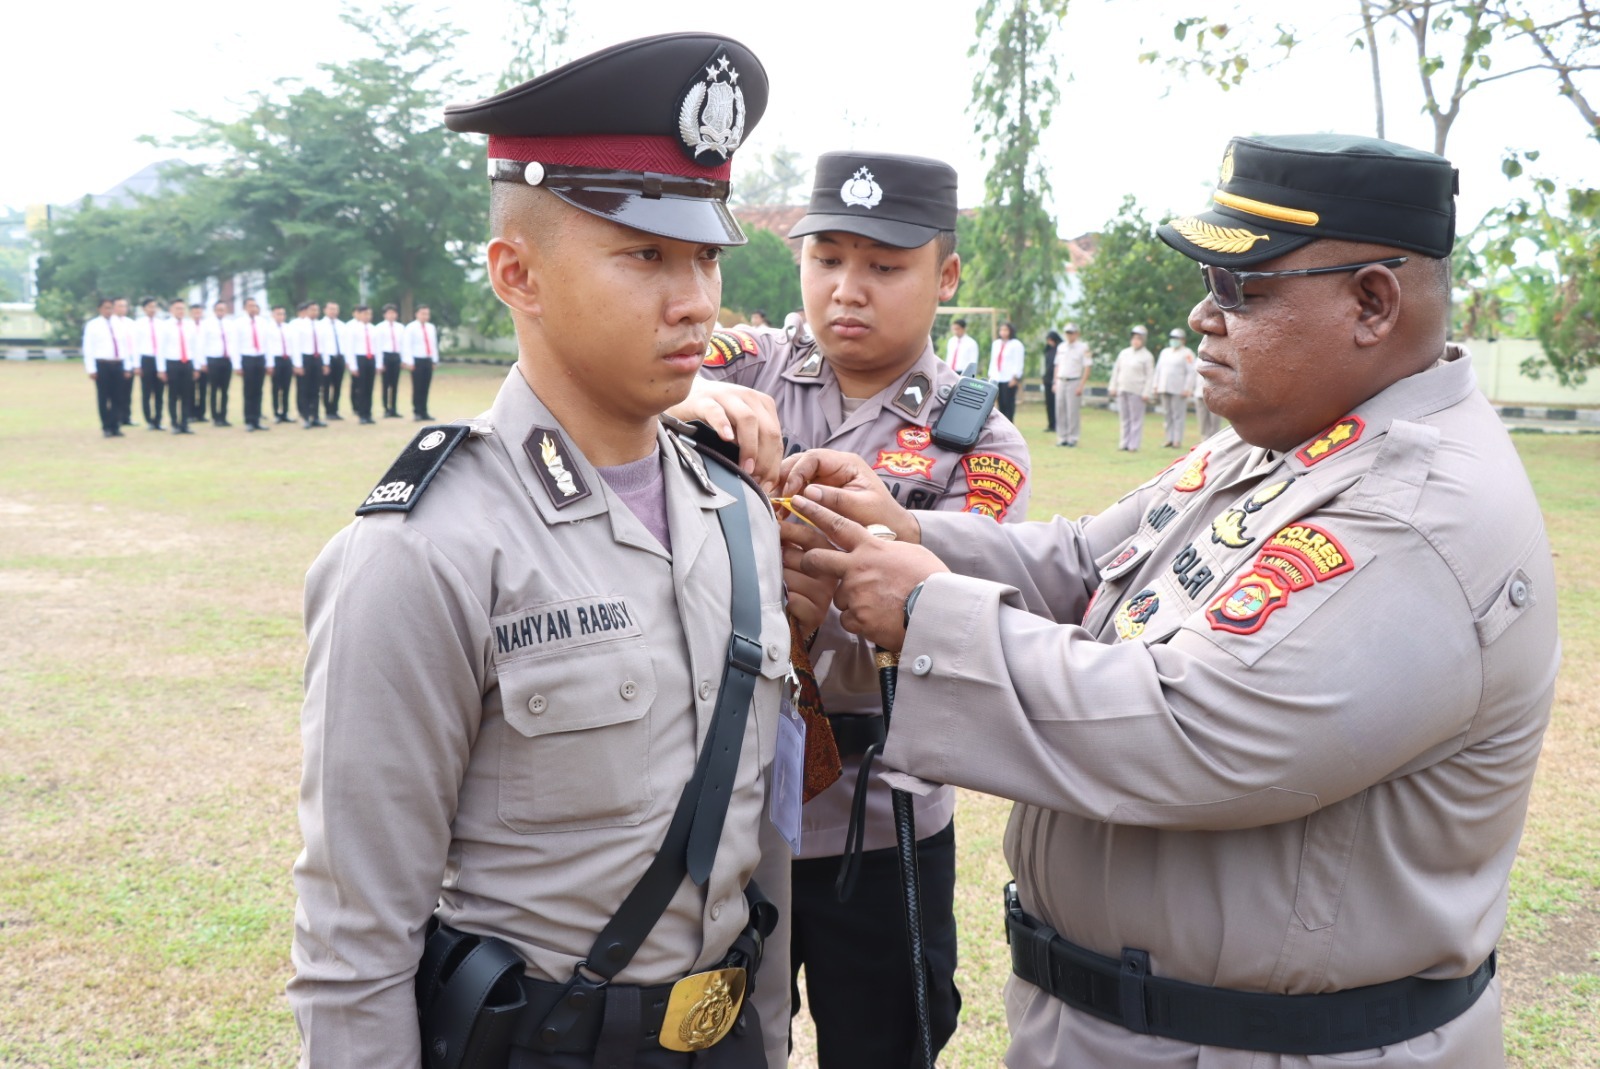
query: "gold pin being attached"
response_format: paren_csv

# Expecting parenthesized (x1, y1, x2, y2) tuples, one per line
(769, 497, 819, 527)
(659, 967, 747, 1052)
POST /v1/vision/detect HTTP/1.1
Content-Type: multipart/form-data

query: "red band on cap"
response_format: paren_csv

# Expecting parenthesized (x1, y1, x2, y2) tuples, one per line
(487, 135, 731, 181)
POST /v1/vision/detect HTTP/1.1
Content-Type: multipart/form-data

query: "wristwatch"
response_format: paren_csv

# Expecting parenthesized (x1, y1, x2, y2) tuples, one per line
(903, 581, 925, 631)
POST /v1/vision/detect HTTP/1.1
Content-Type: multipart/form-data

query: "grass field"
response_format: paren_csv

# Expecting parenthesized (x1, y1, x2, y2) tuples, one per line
(1, 359, 1596, 1067)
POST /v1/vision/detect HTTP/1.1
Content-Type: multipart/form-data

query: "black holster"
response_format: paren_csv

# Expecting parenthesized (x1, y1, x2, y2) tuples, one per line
(416, 917, 527, 1069)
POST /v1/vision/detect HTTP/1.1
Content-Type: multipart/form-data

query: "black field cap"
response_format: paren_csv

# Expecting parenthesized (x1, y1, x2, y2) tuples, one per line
(789, 152, 958, 248)
(1158, 133, 1459, 268)
(443, 33, 768, 245)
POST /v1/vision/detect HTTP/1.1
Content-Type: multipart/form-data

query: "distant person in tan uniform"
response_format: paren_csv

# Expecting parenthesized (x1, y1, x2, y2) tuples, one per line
(1106, 324, 1154, 450)
(675, 150, 1032, 1068)
(289, 34, 825, 1069)
(784, 132, 1558, 1068)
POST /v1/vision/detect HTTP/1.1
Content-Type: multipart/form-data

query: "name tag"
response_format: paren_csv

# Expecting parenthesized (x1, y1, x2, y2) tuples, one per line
(491, 595, 642, 663)
(769, 694, 805, 854)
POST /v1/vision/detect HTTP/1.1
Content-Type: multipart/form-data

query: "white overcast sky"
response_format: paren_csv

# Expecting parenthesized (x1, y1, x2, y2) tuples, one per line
(4, 0, 1593, 238)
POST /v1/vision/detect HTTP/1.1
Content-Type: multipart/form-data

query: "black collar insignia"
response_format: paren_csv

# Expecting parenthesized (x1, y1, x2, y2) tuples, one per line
(525, 425, 591, 508)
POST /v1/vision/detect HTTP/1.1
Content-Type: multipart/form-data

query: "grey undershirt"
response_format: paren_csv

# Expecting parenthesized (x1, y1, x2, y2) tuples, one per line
(597, 446, 671, 554)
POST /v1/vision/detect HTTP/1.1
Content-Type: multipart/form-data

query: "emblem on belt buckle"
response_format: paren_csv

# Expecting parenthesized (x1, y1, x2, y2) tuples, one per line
(659, 967, 747, 1052)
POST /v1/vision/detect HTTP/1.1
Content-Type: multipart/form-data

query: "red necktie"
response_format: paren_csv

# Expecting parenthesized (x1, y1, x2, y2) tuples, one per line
(423, 325, 433, 357)
(312, 322, 320, 358)
(110, 319, 119, 358)
(364, 326, 373, 357)
(180, 326, 188, 363)
(149, 320, 157, 355)
(251, 319, 260, 351)
(220, 322, 229, 357)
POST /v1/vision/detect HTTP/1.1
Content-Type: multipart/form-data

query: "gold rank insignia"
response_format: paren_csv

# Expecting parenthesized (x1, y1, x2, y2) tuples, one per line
(1168, 216, 1270, 255)
(1296, 416, 1365, 465)
(873, 449, 936, 478)
(1219, 145, 1236, 186)
(1114, 588, 1161, 640)
(1210, 508, 1254, 549)
(660, 967, 747, 1052)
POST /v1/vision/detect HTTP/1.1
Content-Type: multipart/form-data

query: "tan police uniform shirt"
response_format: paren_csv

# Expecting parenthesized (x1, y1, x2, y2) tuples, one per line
(884, 351, 1558, 1068)
(700, 329, 1031, 856)
(289, 367, 794, 1069)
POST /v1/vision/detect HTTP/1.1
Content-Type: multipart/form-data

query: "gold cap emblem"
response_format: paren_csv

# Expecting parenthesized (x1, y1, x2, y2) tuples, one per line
(1169, 217, 1270, 255)
(1219, 145, 1236, 187)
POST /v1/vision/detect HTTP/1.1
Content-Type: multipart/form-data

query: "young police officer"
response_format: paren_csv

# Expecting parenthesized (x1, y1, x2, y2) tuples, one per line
(678, 151, 1032, 1067)
(289, 33, 826, 1069)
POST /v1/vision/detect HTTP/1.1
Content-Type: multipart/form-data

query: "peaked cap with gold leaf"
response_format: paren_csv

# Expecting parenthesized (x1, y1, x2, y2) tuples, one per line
(1158, 133, 1459, 267)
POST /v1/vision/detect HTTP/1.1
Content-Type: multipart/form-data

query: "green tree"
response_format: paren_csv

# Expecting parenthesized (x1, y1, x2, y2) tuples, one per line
(965, 0, 1069, 369)
(719, 228, 801, 321)
(1072, 196, 1199, 371)
(178, 2, 487, 323)
(33, 184, 218, 341)
(729, 148, 810, 207)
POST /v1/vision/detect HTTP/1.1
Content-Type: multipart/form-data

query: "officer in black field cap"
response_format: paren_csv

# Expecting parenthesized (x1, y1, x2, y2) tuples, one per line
(672, 150, 1033, 1067)
(775, 131, 1556, 1067)
(287, 33, 835, 1069)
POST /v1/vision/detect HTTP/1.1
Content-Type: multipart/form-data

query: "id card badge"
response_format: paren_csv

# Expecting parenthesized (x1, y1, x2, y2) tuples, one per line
(769, 692, 806, 854)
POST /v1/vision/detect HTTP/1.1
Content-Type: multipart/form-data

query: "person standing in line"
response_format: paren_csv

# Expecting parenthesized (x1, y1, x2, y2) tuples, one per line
(1153, 326, 1197, 448)
(944, 317, 979, 375)
(292, 300, 327, 429)
(1040, 329, 1060, 433)
(402, 304, 437, 421)
(201, 300, 235, 427)
(83, 297, 125, 438)
(347, 304, 379, 424)
(158, 298, 200, 435)
(1053, 323, 1091, 448)
(270, 303, 296, 424)
(378, 303, 404, 418)
(134, 296, 165, 430)
(233, 298, 271, 432)
(190, 302, 210, 425)
(111, 296, 138, 427)
(1106, 324, 1154, 451)
(319, 299, 347, 421)
(988, 320, 1025, 422)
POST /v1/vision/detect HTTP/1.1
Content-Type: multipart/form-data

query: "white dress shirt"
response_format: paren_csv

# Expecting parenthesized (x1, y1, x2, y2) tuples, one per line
(988, 337, 1025, 383)
(379, 320, 404, 355)
(201, 316, 234, 365)
(290, 318, 321, 367)
(112, 315, 139, 371)
(402, 320, 437, 365)
(82, 316, 119, 373)
(350, 320, 379, 360)
(157, 318, 201, 372)
(945, 333, 979, 374)
(316, 317, 346, 360)
(233, 314, 270, 358)
(134, 315, 162, 360)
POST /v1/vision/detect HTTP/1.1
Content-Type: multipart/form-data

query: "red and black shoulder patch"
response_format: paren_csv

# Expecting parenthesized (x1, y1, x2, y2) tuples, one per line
(702, 330, 759, 368)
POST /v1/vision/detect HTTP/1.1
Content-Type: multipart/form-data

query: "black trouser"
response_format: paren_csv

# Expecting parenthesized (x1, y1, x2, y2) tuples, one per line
(272, 357, 295, 420)
(140, 356, 164, 426)
(790, 820, 961, 1068)
(240, 356, 267, 426)
(193, 361, 209, 421)
(297, 354, 324, 423)
(1041, 377, 1056, 430)
(94, 361, 122, 433)
(166, 362, 193, 431)
(411, 356, 433, 417)
(118, 365, 135, 424)
(207, 358, 232, 422)
(351, 355, 376, 419)
(381, 352, 401, 414)
(996, 380, 1018, 421)
(323, 354, 345, 416)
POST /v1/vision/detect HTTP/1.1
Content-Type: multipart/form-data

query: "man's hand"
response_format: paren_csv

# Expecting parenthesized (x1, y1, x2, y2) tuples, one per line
(794, 496, 948, 653)
(158, 372, 168, 383)
(666, 378, 783, 492)
(780, 449, 920, 545)
(779, 521, 838, 637)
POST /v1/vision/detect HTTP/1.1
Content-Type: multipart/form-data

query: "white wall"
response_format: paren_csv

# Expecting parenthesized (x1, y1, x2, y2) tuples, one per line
(1463, 338, 1600, 408)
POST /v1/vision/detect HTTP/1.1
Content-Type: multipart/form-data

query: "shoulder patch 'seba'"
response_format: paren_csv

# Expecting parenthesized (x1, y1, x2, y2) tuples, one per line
(703, 330, 758, 368)
(356, 425, 471, 515)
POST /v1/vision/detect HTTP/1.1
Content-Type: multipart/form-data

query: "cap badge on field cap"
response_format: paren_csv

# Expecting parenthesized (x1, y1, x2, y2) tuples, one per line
(678, 52, 747, 165)
(1167, 217, 1270, 255)
(840, 168, 884, 209)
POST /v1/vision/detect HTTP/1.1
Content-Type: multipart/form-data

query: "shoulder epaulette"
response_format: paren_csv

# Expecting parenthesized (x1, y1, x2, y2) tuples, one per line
(355, 424, 472, 515)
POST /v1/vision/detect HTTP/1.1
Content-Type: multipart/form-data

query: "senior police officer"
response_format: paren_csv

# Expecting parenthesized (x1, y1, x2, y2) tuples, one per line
(781, 133, 1559, 1067)
(288, 34, 830, 1069)
(674, 150, 1031, 1067)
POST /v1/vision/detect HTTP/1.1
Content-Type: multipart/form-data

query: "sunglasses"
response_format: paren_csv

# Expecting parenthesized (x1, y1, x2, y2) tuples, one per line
(1199, 257, 1408, 311)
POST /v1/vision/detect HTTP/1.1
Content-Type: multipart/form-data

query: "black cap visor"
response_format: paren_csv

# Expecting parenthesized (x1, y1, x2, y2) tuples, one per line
(548, 185, 747, 246)
(1157, 208, 1317, 268)
(788, 212, 938, 250)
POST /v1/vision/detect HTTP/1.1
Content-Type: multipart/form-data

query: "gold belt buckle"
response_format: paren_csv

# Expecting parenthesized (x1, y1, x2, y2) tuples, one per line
(658, 966, 747, 1052)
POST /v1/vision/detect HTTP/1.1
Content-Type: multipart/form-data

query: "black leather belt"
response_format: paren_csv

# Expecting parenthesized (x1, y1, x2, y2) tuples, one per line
(1004, 883, 1494, 1055)
(826, 713, 885, 758)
